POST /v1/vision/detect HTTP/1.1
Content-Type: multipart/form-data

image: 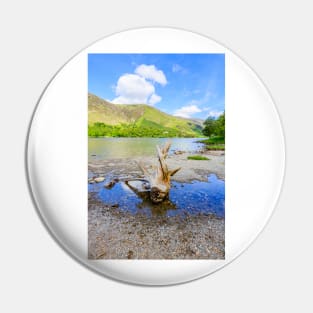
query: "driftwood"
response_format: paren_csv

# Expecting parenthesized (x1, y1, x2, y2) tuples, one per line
(124, 180, 177, 214)
(93, 142, 180, 204)
(136, 141, 181, 203)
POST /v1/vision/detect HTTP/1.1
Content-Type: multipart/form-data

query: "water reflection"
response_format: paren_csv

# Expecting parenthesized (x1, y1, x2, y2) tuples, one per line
(89, 174, 225, 218)
(88, 137, 205, 159)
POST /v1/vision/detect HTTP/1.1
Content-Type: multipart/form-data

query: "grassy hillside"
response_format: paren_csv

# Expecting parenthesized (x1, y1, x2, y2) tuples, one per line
(88, 93, 203, 137)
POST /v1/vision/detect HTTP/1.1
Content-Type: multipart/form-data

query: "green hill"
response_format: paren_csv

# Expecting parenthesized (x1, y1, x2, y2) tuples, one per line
(88, 93, 203, 137)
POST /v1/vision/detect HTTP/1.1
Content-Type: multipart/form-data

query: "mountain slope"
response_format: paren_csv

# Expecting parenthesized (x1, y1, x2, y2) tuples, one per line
(88, 93, 203, 137)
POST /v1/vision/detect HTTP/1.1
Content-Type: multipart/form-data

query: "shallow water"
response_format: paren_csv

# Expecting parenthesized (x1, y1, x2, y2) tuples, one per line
(89, 174, 225, 218)
(89, 137, 205, 160)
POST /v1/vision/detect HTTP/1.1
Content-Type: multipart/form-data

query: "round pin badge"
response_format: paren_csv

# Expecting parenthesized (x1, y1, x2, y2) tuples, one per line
(27, 27, 285, 286)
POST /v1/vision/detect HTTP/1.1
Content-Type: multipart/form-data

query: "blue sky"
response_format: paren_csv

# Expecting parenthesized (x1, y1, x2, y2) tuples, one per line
(88, 54, 224, 120)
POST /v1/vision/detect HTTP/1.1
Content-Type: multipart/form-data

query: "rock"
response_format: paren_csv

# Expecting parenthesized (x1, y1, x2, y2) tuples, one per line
(190, 245, 201, 257)
(174, 150, 185, 155)
(142, 182, 150, 190)
(111, 204, 119, 209)
(104, 181, 115, 189)
(94, 176, 105, 183)
(127, 250, 134, 259)
(96, 251, 106, 258)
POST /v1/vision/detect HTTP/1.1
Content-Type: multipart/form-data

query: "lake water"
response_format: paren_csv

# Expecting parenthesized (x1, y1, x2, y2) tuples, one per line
(88, 137, 224, 218)
(89, 137, 205, 160)
(89, 174, 225, 218)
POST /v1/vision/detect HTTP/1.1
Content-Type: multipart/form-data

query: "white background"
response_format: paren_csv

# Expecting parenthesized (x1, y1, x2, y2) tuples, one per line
(0, 0, 311, 312)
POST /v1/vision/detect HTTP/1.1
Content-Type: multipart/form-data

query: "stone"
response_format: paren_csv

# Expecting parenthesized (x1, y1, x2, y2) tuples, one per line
(94, 176, 105, 183)
(142, 182, 150, 190)
(127, 250, 134, 259)
(104, 181, 115, 189)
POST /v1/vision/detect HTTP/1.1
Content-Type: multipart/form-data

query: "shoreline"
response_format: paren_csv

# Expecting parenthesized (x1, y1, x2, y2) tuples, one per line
(88, 150, 225, 182)
(88, 150, 225, 259)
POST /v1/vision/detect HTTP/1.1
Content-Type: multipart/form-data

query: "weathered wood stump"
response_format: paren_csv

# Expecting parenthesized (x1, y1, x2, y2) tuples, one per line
(138, 141, 181, 203)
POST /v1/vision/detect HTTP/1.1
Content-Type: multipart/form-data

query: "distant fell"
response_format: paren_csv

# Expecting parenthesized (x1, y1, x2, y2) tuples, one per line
(88, 93, 203, 137)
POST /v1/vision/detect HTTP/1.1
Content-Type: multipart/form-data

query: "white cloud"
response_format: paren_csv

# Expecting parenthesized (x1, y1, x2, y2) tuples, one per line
(111, 73, 162, 106)
(112, 74, 154, 104)
(148, 94, 162, 106)
(202, 108, 224, 118)
(111, 64, 166, 105)
(208, 110, 223, 118)
(173, 105, 202, 118)
(135, 64, 167, 86)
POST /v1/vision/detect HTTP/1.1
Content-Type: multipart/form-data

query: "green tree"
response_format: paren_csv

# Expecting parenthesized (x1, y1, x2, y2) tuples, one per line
(215, 112, 225, 137)
(202, 117, 216, 136)
(202, 112, 225, 138)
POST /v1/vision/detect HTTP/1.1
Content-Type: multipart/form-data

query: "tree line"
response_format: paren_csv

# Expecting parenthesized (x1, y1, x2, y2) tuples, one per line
(88, 112, 225, 139)
(202, 112, 225, 138)
(88, 122, 200, 138)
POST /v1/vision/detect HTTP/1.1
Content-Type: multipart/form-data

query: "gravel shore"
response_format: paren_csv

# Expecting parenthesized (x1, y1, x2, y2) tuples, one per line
(88, 151, 225, 259)
(89, 150, 225, 182)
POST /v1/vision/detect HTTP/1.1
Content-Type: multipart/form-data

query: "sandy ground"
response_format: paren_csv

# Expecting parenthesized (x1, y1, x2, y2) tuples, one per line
(88, 150, 225, 259)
